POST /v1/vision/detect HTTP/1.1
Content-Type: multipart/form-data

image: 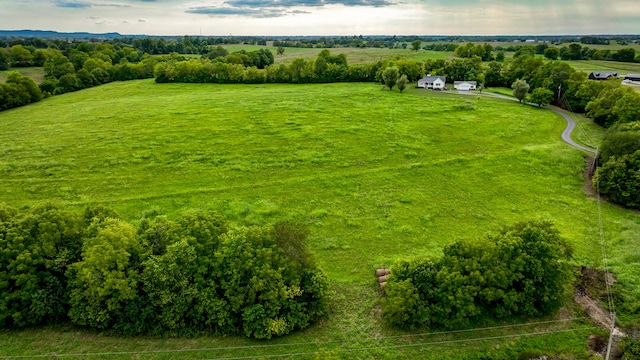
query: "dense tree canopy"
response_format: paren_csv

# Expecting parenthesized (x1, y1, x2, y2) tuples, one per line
(0, 205, 331, 338)
(382, 221, 573, 329)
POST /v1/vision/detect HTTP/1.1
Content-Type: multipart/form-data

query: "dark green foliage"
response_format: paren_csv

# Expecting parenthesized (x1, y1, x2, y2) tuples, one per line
(544, 47, 560, 60)
(528, 87, 554, 107)
(67, 218, 148, 329)
(612, 48, 637, 63)
(594, 150, 640, 209)
(599, 122, 640, 163)
(0, 204, 330, 338)
(0, 203, 83, 327)
(397, 74, 409, 93)
(0, 48, 9, 70)
(382, 66, 399, 90)
(619, 338, 640, 359)
(512, 79, 530, 103)
(586, 86, 640, 128)
(383, 221, 572, 329)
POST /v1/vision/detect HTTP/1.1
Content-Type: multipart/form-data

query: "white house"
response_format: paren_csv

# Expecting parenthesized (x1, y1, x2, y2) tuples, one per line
(417, 75, 447, 90)
(454, 81, 477, 91)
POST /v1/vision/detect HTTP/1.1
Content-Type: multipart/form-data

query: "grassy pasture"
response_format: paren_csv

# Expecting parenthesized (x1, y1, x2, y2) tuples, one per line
(1, 80, 639, 357)
(221, 44, 454, 64)
(0, 66, 46, 83)
(564, 60, 640, 74)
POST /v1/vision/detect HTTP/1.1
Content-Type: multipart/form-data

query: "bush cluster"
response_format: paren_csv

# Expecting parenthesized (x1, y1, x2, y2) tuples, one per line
(595, 122, 640, 209)
(0, 203, 331, 338)
(382, 221, 573, 329)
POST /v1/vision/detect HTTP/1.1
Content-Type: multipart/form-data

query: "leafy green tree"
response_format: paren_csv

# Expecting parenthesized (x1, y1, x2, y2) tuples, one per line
(513, 45, 536, 58)
(142, 239, 199, 331)
(599, 122, 640, 163)
(612, 48, 637, 62)
(0, 204, 83, 327)
(0, 48, 9, 70)
(511, 79, 530, 103)
(277, 46, 285, 56)
(544, 47, 560, 60)
(566, 43, 583, 60)
(44, 54, 75, 79)
(505, 55, 543, 84)
(495, 51, 505, 62)
(586, 86, 639, 127)
(411, 40, 422, 52)
(382, 66, 399, 90)
(528, 87, 554, 107)
(594, 150, 640, 209)
(397, 74, 409, 93)
(484, 61, 505, 87)
(215, 226, 330, 339)
(9, 45, 33, 67)
(382, 221, 571, 329)
(5, 71, 41, 103)
(67, 218, 149, 329)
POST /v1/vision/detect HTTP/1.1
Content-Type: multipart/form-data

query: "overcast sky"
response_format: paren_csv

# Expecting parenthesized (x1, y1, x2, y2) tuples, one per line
(1, 0, 639, 36)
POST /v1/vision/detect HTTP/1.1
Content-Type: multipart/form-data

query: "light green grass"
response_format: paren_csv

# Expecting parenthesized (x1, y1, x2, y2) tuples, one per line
(220, 44, 453, 64)
(484, 86, 514, 97)
(0, 66, 45, 83)
(564, 60, 640, 74)
(0, 80, 638, 357)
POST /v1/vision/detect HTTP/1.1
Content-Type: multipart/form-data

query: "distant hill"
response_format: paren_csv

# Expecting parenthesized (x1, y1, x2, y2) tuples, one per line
(0, 30, 124, 39)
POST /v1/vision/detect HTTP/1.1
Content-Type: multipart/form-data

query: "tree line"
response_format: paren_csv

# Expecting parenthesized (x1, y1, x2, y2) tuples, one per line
(0, 203, 331, 338)
(594, 122, 640, 209)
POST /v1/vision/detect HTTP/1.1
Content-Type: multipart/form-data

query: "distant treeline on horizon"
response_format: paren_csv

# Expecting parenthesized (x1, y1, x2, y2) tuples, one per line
(1, 29, 639, 44)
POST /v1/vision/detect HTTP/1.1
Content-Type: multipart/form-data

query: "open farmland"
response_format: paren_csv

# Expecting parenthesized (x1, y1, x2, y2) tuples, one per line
(0, 66, 46, 83)
(221, 44, 454, 64)
(1, 80, 639, 358)
(564, 59, 640, 74)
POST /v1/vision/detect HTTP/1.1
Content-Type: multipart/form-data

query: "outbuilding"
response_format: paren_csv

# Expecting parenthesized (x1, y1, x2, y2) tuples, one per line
(624, 74, 640, 82)
(588, 71, 618, 80)
(418, 75, 447, 90)
(454, 81, 477, 91)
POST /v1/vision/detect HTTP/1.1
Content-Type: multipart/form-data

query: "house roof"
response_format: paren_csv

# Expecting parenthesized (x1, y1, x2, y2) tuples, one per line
(624, 74, 640, 79)
(590, 71, 618, 79)
(454, 81, 477, 85)
(419, 75, 446, 82)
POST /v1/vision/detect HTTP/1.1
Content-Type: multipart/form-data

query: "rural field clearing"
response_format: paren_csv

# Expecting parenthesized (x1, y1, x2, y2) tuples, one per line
(0, 80, 639, 358)
(564, 59, 640, 74)
(0, 66, 46, 83)
(221, 44, 454, 64)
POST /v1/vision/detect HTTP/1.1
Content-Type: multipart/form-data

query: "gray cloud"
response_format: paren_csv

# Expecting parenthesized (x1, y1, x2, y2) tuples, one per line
(187, 0, 394, 18)
(138, 18, 148, 22)
(186, 6, 286, 17)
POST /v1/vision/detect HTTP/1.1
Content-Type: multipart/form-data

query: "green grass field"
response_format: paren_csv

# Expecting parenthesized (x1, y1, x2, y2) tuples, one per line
(0, 66, 46, 83)
(221, 44, 454, 64)
(564, 60, 640, 74)
(1, 80, 639, 358)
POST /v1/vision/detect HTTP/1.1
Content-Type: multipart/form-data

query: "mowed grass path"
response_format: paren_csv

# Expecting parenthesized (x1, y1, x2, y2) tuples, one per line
(1, 81, 639, 357)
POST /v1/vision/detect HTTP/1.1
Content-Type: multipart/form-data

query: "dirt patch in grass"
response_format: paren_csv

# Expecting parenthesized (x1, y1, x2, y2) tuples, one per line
(574, 266, 624, 336)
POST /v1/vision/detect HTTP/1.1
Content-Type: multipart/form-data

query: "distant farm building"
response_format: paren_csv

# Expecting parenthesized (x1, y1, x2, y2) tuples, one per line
(454, 81, 477, 91)
(589, 71, 618, 80)
(624, 74, 640, 82)
(418, 75, 447, 90)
